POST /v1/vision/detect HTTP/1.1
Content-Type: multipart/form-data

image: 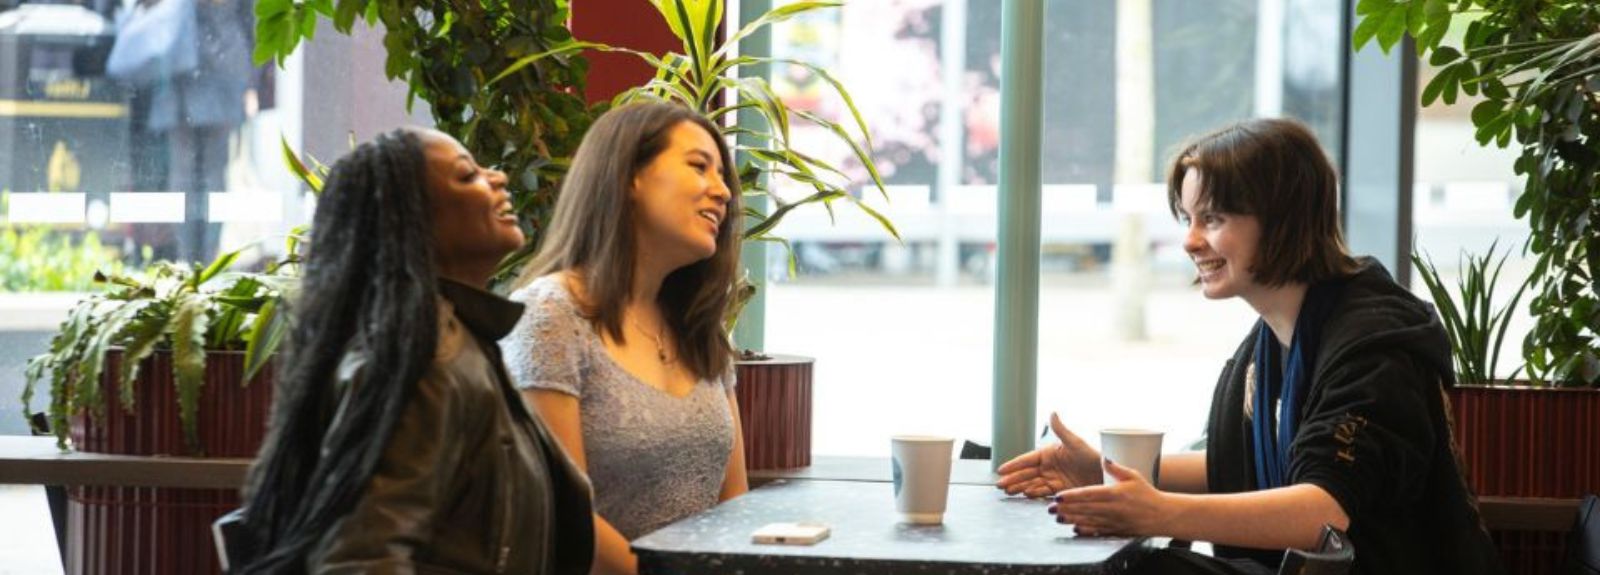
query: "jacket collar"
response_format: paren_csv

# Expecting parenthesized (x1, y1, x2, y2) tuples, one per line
(437, 278, 525, 341)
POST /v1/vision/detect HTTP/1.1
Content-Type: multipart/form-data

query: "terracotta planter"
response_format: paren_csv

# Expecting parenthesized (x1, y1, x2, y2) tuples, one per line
(734, 354, 813, 470)
(1448, 384, 1600, 575)
(67, 348, 274, 575)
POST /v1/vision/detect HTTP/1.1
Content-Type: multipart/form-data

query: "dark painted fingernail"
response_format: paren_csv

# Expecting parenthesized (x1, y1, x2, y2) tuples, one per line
(1054, 493, 1066, 503)
(1046, 504, 1057, 514)
(1056, 515, 1067, 524)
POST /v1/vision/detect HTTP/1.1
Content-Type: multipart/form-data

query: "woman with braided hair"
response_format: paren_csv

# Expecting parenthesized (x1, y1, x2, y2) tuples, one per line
(236, 128, 593, 574)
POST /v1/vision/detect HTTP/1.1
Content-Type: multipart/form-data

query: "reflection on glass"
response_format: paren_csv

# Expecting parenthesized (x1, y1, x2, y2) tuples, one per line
(0, 0, 276, 287)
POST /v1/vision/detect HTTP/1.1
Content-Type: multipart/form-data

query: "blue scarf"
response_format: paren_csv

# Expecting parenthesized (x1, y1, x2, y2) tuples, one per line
(1251, 280, 1344, 490)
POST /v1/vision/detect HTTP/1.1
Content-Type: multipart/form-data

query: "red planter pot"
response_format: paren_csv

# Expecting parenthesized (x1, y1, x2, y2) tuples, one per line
(1448, 384, 1600, 575)
(67, 349, 274, 575)
(734, 354, 813, 470)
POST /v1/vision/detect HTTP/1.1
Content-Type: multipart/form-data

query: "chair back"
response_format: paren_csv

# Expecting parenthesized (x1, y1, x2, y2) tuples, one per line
(212, 507, 255, 573)
(1278, 524, 1354, 575)
(1565, 494, 1600, 575)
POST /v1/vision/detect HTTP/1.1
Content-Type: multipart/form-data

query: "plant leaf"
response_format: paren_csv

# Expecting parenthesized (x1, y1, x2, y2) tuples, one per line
(281, 135, 323, 193)
(243, 296, 288, 384)
(171, 293, 210, 454)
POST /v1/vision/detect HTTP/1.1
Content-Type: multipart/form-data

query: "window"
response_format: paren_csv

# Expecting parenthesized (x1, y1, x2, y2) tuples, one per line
(0, 3, 418, 434)
(760, 0, 1349, 456)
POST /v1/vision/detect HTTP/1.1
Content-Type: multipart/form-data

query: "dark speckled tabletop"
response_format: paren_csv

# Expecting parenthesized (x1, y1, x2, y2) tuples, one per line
(632, 479, 1154, 574)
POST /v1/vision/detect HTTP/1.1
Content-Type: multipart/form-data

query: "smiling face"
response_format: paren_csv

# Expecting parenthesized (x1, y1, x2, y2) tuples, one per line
(1178, 167, 1265, 301)
(419, 129, 524, 271)
(630, 120, 733, 270)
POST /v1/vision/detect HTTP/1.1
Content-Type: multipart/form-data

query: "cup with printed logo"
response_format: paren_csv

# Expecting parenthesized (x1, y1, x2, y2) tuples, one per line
(890, 435, 954, 525)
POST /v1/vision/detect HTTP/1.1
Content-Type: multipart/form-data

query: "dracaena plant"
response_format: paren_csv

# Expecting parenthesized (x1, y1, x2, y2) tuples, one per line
(1412, 241, 1532, 386)
(1355, 0, 1600, 386)
(494, 0, 902, 315)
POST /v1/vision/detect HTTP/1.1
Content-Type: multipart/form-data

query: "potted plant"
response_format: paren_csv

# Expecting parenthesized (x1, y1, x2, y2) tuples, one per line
(1411, 242, 1600, 573)
(1357, 1, 1600, 570)
(19, 243, 294, 574)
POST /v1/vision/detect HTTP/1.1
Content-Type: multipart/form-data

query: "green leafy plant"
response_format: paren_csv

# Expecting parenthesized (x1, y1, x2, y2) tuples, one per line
(1412, 241, 1531, 386)
(0, 226, 128, 292)
(255, 0, 599, 276)
(17, 141, 323, 453)
(256, 0, 899, 329)
(497, 0, 900, 321)
(22, 248, 297, 452)
(499, 0, 898, 249)
(1354, 0, 1600, 386)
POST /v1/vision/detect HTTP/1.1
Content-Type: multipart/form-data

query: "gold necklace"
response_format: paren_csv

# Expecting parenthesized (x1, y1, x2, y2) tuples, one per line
(633, 317, 673, 364)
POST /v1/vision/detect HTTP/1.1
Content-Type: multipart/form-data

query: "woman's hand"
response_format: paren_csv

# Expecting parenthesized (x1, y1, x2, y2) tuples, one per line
(1048, 458, 1173, 537)
(995, 413, 1103, 498)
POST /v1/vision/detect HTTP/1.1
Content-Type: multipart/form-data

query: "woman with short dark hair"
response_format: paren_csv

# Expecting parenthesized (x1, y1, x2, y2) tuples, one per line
(238, 128, 593, 574)
(502, 102, 748, 575)
(997, 118, 1503, 575)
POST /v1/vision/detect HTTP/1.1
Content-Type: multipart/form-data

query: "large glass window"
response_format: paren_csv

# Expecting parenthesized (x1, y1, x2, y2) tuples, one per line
(0, 3, 418, 434)
(761, 0, 1348, 456)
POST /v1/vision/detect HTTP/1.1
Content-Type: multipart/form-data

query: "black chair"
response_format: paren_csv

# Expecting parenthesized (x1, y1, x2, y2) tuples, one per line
(212, 507, 254, 573)
(1278, 524, 1354, 575)
(1564, 494, 1600, 575)
(959, 439, 991, 460)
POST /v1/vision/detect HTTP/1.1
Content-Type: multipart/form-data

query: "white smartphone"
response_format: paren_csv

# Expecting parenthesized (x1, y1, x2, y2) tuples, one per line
(751, 522, 831, 545)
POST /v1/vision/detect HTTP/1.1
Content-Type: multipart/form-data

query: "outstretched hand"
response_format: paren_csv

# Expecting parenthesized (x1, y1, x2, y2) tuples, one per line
(994, 412, 1103, 498)
(1048, 458, 1172, 538)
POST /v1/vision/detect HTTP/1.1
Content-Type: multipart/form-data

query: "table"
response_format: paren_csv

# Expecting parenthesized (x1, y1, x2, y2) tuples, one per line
(632, 479, 1154, 574)
(0, 435, 249, 489)
(750, 456, 999, 486)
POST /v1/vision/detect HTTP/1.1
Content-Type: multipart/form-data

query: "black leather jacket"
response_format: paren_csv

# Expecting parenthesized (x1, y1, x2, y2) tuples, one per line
(309, 279, 595, 574)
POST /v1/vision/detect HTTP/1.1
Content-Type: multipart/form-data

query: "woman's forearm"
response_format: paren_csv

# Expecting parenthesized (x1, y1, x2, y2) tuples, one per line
(590, 515, 637, 575)
(1163, 483, 1348, 550)
(1156, 451, 1207, 493)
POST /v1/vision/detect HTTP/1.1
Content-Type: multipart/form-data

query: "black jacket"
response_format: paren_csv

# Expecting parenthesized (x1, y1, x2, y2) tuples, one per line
(1204, 259, 1504, 574)
(309, 280, 595, 574)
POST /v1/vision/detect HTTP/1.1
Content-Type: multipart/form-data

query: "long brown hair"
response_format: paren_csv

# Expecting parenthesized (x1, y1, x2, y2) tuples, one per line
(515, 102, 741, 380)
(1165, 118, 1358, 287)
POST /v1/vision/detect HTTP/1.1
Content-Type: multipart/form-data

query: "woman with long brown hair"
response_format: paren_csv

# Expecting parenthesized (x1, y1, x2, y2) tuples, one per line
(502, 102, 748, 575)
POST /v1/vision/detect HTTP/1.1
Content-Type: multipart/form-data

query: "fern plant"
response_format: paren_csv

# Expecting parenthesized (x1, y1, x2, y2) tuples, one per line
(22, 247, 297, 453)
(19, 139, 323, 452)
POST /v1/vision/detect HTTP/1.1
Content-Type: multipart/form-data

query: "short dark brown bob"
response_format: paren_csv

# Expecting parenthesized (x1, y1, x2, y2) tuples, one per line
(1165, 118, 1358, 287)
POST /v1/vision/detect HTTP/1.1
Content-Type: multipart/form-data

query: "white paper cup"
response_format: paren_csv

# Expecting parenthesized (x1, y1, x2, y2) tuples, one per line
(891, 435, 954, 525)
(1099, 428, 1163, 485)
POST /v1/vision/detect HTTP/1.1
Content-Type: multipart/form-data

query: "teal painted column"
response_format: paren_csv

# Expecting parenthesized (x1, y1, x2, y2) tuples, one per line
(992, 0, 1045, 469)
(733, 0, 771, 352)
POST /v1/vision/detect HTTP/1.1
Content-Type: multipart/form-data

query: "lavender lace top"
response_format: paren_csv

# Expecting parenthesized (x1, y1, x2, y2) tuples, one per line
(501, 275, 735, 539)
